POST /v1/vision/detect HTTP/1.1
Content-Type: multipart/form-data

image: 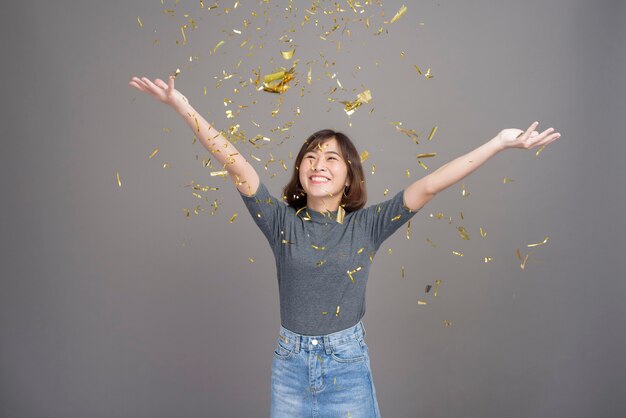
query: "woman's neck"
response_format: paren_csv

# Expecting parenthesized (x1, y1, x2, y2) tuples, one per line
(306, 195, 341, 213)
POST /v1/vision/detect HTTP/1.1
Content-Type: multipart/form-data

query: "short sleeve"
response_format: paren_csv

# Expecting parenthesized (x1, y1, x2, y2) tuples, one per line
(357, 189, 418, 250)
(238, 181, 287, 249)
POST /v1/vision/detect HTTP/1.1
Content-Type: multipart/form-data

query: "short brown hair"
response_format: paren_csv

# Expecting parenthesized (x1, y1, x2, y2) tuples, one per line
(283, 129, 367, 212)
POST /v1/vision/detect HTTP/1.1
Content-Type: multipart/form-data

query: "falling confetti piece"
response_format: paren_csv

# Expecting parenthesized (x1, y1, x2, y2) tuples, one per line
(173, 68, 181, 79)
(427, 126, 438, 141)
(452, 251, 464, 257)
(148, 148, 159, 159)
(262, 66, 296, 94)
(457, 226, 470, 240)
(535, 146, 546, 156)
(213, 40, 225, 53)
(340, 89, 372, 115)
(406, 220, 411, 240)
(503, 177, 514, 184)
(416, 153, 437, 158)
(401, 266, 405, 278)
(434, 279, 442, 297)
(390, 5, 408, 24)
(335, 306, 341, 316)
(248, 257, 255, 263)
(520, 253, 530, 270)
(484, 257, 493, 263)
(360, 150, 369, 163)
(527, 236, 549, 247)
(426, 238, 436, 248)
(137, 17, 143, 28)
(418, 300, 427, 305)
(281, 49, 295, 60)
(461, 183, 470, 197)
(210, 170, 228, 176)
(116, 171, 122, 187)
(443, 320, 452, 327)
(230, 213, 238, 223)
(480, 227, 487, 238)
(316, 260, 326, 267)
(417, 160, 428, 170)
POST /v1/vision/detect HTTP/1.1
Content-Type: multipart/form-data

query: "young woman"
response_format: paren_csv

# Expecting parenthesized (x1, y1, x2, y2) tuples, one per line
(129, 75, 561, 417)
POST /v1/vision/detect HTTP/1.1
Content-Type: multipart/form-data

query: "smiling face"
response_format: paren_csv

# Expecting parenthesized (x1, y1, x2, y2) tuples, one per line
(298, 138, 349, 211)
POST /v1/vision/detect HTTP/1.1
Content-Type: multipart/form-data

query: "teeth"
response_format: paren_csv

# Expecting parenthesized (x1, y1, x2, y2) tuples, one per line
(311, 176, 329, 182)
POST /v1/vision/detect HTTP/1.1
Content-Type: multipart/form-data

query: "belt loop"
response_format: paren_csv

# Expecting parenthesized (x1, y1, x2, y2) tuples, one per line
(361, 320, 366, 338)
(295, 334, 301, 353)
(324, 335, 331, 355)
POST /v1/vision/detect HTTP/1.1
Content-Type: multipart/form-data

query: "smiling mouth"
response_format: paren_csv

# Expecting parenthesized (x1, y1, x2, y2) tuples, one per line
(309, 176, 331, 183)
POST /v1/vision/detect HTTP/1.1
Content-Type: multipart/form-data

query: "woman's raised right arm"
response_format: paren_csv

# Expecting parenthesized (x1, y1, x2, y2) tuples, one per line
(129, 75, 260, 196)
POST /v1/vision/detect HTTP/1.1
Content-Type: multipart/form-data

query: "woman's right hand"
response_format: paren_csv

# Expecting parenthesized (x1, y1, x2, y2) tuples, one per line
(128, 75, 189, 110)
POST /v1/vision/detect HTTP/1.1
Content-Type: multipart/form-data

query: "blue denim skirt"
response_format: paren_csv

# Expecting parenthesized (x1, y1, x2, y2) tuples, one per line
(270, 320, 381, 417)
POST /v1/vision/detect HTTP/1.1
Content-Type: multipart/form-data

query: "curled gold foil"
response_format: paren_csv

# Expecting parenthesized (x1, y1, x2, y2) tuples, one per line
(262, 66, 296, 94)
(340, 90, 372, 115)
(527, 236, 549, 247)
(360, 150, 369, 163)
(457, 226, 470, 240)
(281, 49, 295, 60)
(116, 171, 121, 187)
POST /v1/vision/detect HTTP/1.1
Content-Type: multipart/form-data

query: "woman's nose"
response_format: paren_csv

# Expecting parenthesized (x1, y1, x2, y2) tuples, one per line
(312, 157, 326, 171)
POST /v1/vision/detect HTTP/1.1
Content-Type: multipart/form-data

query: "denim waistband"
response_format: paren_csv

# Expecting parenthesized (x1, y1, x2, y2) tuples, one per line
(278, 321, 367, 354)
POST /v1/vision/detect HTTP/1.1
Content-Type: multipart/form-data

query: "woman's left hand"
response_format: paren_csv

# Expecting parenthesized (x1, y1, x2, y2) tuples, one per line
(495, 121, 561, 151)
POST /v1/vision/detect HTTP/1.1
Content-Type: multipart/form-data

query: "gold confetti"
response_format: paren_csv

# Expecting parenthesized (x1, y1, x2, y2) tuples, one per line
(406, 220, 411, 240)
(213, 40, 225, 53)
(480, 227, 487, 238)
(248, 257, 255, 263)
(173, 68, 181, 79)
(282, 239, 294, 245)
(388, 248, 392, 255)
(416, 153, 437, 159)
(183, 208, 190, 217)
(163, 162, 170, 169)
(357, 247, 365, 254)
(390, 5, 407, 24)
(316, 260, 326, 267)
(116, 171, 121, 187)
(391, 214, 401, 221)
(335, 306, 341, 316)
(347, 266, 363, 283)
(281, 49, 295, 60)
(461, 183, 470, 197)
(503, 177, 514, 184)
(417, 300, 427, 305)
(311, 244, 325, 250)
(340, 89, 372, 115)
(137, 16, 143, 28)
(427, 126, 438, 141)
(516, 248, 523, 260)
(426, 238, 436, 248)
(401, 266, 405, 278)
(262, 66, 296, 94)
(148, 147, 159, 159)
(484, 256, 493, 263)
(443, 320, 452, 327)
(210, 170, 228, 176)
(434, 279, 442, 296)
(535, 145, 546, 156)
(230, 212, 238, 223)
(414, 65, 422, 75)
(360, 150, 369, 163)
(520, 253, 530, 270)
(527, 236, 550, 248)
(457, 226, 470, 240)
(424, 68, 433, 79)
(417, 160, 428, 170)
(452, 251, 464, 257)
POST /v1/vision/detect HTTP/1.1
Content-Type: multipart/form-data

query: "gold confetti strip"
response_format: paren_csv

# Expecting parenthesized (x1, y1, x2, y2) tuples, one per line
(516, 248, 523, 260)
(230, 212, 238, 223)
(322, 311, 328, 315)
(183, 208, 190, 217)
(248, 257, 255, 263)
(281, 49, 295, 60)
(391, 214, 401, 221)
(162, 162, 170, 169)
(426, 238, 436, 248)
(311, 244, 325, 250)
(406, 220, 411, 240)
(503, 177, 514, 184)
(210, 170, 228, 176)
(416, 153, 436, 159)
(316, 260, 326, 267)
(520, 253, 530, 270)
(192, 192, 202, 199)
(389, 5, 407, 24)
(347, 266, 363, 283)
(173, 68, 181, 79)
(371, 164, 376, 174)
(434, 279, 441, 297)
(137, 17, 143, 28)
(148, 147, 159, 159)
(427, 126, 438, 141)
(388, 248, 393, 255)
(484, 257, 493, 263)
(335, 306, 341, 316)
(383, 189, 389, 196)
(443, 320, 452, 327)
(262, 66, 296, 94)
(360, 150, 369, 162)
(457, 226, 470, 240)
(116, 171, 121, 187)
(406, 169, 411, 178)
(401, 266, 405, 278)
(424, 68, 433, 79)
(460, 211, 464, 220)
(452, 251, 464, 257)
(535, 145, 546, 156)
(480, 227, 487, 238)
(461, 183, 470, 197)
(213, 40, 225, 54)
(282, 239, 294, 245)
(417, 300, 427, 305)
(414, 65, 422, 75)
(357, 247, 365, 254)
(340, 89, 372, 115)
(527, 236, 549, 247)
(417, 160, 428, 170)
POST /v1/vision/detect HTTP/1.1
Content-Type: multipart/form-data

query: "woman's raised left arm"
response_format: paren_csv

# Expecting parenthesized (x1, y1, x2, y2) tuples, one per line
(403, 121, 561, 211)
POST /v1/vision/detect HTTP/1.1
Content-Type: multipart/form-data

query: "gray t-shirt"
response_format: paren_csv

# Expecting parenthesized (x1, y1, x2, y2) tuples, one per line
(239, 182, 418, 335)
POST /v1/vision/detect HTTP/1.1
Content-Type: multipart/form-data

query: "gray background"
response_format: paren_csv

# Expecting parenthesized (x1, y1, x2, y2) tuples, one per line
(2, 0, 625, 417)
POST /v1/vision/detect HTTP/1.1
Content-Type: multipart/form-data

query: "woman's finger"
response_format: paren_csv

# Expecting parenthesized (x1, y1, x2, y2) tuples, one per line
(523, 121, 539, 139)
(168, 75, 174, 91)
(141, 77, 162, 94)
(154, 78, 168, 89)
(533, 132, 561, 148)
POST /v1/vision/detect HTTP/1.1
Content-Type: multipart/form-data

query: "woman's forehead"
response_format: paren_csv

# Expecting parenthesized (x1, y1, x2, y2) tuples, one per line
(306, 137, 340, 153)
